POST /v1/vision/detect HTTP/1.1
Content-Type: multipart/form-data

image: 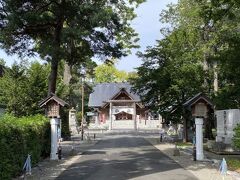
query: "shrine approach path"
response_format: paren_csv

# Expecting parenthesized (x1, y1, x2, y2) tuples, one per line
(56, 133, 197, 180)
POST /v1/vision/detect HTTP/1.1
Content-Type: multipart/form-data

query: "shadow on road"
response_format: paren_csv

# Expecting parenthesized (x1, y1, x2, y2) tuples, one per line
(56, 135, 198, 180)
(82, 150, 106, 155)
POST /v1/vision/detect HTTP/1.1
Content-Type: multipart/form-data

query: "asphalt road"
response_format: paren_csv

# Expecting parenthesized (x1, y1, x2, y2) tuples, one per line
(56, 134, 198, 180)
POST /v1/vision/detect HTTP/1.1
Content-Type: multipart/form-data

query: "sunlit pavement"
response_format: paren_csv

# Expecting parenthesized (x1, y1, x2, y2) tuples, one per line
(56, 134, 197, 180)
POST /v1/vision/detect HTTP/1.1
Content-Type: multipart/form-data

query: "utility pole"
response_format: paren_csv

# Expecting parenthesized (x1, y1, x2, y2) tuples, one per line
(81, 75, 84, 141)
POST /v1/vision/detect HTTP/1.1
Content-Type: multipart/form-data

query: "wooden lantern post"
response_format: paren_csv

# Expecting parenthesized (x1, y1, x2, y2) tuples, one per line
(183, 93, 214, 160)
(39, 93, 68, 160)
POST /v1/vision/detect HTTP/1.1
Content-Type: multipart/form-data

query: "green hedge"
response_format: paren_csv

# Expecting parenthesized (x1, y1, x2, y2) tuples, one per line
(0, 114, 50, 179)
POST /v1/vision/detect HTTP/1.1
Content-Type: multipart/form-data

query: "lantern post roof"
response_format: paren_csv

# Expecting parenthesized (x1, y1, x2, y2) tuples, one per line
(183, 92, 214, 110)
(39, 93, 68, 108)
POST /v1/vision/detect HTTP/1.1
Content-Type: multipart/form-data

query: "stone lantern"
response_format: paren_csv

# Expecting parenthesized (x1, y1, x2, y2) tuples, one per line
(39, 93, 68, 160)
(183, 92, 214, 160)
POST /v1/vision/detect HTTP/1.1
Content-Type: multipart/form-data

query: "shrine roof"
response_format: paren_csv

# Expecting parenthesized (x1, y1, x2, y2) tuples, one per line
(88, 82, 141, 107)
(183, 92, 214, 110)
(39, 93, 68, 107)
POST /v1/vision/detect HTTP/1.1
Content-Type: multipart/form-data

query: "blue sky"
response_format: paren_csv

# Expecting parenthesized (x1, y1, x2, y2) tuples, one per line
(1, 0, 178, 71)
(116, 0, 178, 72)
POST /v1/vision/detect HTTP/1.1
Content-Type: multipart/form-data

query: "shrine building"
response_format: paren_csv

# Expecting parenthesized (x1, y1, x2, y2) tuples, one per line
(88, 82, 162, 130)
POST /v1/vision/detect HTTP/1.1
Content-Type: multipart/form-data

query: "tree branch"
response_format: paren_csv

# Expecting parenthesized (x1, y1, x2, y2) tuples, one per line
(36, 1, 54, 13)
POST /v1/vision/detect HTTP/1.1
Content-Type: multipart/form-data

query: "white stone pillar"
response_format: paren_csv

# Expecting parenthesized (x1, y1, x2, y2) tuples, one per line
(136, 115, 140, 129)
(50, 118, 59, 160)
(133, 103, 137, 130)
(109, 102, 112, 130)
(148, 115, 151, 126)
(195, 118, 204, 160)
(58, 119, 62, 141)
(95, 113, 99, 125)
(69, 108, 78, 135)
(158, 114, 163, 128)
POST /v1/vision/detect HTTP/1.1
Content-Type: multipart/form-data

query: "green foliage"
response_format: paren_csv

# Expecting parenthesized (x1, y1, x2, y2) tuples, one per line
(191, 0, 240, 109)
(127, 71, 138, 80)
(0, 0, 145, 94)
(60, 108, 71, 139)
(0, 58, 5, 66)
(76, 111, 82, 125)
(94, 64, 117, 83)
(233, 124, 240, 150)
(95, 64, 132, 83)
(132, 0, 240, 123)
(131, 31, 204, 122)
(0, 114, 50, 179)
(131, 0, 214, 123)
(94, 64, 129, 83)
(0, 61, 49, 116)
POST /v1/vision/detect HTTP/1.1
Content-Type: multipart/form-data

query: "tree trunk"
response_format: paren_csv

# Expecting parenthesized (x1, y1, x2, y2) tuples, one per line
(204, 113, 214, 140)
(213, 61, 218, 93)
(182, 108, 189, 142)
(63, 63, 72, 85)
(48, 59, 59, 95)
(47, 2, 65, 95)
(183, 117, 188, 142)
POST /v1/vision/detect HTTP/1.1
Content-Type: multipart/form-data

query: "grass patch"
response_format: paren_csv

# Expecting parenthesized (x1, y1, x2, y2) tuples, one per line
(226, 158, 240, 172)
(176, 142, 193, 147)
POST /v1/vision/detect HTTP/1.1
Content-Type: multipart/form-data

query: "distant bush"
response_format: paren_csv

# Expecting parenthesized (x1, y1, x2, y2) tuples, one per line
(233, 124, 240, 149)
(0, 114, 50, 179)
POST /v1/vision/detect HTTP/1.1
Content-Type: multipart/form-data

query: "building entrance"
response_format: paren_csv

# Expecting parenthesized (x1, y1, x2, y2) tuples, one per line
(115, 112, 133, 120)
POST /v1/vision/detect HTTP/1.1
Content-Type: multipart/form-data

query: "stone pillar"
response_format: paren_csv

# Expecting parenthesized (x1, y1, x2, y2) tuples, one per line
(195, 118, 204, 160)
(133, 103, 137, 130)
(136, 115, 140, 129)
(50, 118, 59, 160)
(109, 102, 112, 130)
(69, 108, 78, 135)
(57, 119, 62, 140)
(148, 114, 151, 126)
(95, 113, 99, 125)
(158, 114, 163, 128)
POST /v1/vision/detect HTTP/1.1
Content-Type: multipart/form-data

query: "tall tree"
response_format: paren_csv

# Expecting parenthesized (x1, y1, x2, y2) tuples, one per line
(132, 0, 240, 139)
(196, 0, 240, 109)
(94, 63, 128, 83)
(132, 0, 218, 140)
(0, 0, 144, 95)
(132, 30, 204, 122)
